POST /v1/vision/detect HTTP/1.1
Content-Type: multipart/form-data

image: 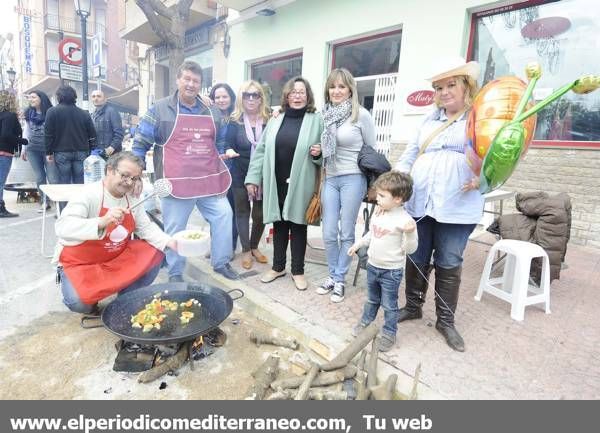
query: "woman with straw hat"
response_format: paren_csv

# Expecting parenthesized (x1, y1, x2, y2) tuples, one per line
(395, 57, 484, 352)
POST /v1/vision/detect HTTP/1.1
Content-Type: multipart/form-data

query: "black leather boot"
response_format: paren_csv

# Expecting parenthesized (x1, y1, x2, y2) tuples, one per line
(0, 200, 18, 218)
(434, 265, 465, 352)
(398, 260, 432, 322)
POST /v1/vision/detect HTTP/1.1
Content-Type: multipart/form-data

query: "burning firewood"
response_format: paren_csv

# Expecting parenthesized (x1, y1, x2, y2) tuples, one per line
(321, 322, 379, 371)
(249, 331, 299, 350)
(245, 353, 280, 400)
(270, 365, 357, 390)
(137, 342, 189, 384)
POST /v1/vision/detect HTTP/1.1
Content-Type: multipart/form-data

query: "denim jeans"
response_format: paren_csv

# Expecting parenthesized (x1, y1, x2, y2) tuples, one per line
(161, 194, 233, 277)
(54, 151, 87, 184)
(410, 215, 476, 268)
(27, 149, 59, 200)
(0, 155, 12, 202)
(362, 264, 403, 337)
(321, 173, 367, 283)
(60, 264, 161, 313)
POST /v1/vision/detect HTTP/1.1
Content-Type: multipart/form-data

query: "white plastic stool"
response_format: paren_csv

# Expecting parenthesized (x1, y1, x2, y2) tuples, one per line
(475, 239, 551, 321)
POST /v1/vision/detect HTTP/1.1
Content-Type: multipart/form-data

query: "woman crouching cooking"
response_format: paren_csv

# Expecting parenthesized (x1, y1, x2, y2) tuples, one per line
(54, 151, 178, 314)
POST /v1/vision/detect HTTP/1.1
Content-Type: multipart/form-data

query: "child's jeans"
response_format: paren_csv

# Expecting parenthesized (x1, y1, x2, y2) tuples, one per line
(360, 263, 403, 337)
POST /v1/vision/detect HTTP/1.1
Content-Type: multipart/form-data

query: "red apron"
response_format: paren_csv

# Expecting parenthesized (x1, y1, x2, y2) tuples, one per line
(162, 101, 232, 198)
(59, 190, 164, 305)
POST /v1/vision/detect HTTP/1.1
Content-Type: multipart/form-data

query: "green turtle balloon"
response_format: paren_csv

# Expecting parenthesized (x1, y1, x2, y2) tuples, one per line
(466, 62, 600, 193)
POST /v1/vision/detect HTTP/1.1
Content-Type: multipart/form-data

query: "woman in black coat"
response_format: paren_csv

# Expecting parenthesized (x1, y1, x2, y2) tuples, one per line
(0, 90, 27, 218)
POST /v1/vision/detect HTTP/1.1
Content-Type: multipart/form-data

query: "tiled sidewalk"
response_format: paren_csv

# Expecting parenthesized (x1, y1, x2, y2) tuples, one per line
(192, 227, 600, 399)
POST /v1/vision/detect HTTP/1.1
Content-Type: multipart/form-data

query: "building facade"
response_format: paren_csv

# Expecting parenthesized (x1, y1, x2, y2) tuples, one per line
(16, 0, 129, 111)
(223, 0, 600, 248)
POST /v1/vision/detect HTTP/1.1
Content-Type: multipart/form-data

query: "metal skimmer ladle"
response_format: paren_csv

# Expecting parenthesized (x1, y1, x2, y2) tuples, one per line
(129, 178, 173, 210)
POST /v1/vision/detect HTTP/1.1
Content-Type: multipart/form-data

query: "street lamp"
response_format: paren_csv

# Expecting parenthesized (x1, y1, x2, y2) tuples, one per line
(74, 0, 92, 107)
(6, 67, 16, 89)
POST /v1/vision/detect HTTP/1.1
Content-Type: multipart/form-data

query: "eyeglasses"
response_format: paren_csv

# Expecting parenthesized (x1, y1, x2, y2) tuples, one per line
(242, 92, 261, 100)
(115, 168, 142, 184)
(288, 90, 307, 97)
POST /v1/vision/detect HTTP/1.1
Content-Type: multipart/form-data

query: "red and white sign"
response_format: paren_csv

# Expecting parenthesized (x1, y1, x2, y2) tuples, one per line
(58, 38, 82, 65)
(406, 90, 434, 107)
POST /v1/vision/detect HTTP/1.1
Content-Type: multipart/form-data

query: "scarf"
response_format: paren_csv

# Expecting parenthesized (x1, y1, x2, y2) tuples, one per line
(321, 99, 352, 166)
(243, 114, 264, 200)
(26, 109, 45, 125)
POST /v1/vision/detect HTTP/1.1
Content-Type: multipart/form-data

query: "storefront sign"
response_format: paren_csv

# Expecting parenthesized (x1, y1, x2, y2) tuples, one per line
(406, 90, 434, 106)
(15, 6, 41, 17)
(23, 16, 32, 74)
(404, 89, 434, 115)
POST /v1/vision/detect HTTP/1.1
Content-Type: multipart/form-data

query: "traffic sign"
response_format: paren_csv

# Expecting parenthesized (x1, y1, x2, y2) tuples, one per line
(92, 32, 102, 67)
(58, 38, 82, 65)
(59, 63, 82, 81)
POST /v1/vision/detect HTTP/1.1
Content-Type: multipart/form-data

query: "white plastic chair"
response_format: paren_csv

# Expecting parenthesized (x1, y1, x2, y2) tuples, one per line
(475, 239, 551, 321)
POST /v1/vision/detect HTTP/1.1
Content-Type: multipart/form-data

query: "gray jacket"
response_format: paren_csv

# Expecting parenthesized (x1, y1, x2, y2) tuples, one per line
(92, 103, 124, 152)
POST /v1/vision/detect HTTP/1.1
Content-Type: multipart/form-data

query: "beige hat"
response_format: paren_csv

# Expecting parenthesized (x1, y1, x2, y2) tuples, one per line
(426, 56, 480, 82)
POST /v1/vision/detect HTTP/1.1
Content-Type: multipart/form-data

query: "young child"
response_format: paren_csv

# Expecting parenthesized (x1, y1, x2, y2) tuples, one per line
(347, 171, 418, 352)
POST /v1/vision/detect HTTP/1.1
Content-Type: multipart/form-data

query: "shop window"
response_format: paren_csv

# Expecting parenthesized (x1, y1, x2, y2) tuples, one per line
(469, 0, 600, 146)
(250, 52, 302, 107)
(332, 31, 401, 78)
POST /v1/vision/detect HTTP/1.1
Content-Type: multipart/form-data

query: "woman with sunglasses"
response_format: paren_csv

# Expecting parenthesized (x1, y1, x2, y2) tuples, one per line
(226, 81, 270, 269)
(209, 83, 238, 256)
(245, 77, 323, 291)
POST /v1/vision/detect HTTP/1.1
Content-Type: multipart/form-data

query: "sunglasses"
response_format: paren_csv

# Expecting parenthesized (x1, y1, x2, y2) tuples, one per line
(242, 92, 261, 100)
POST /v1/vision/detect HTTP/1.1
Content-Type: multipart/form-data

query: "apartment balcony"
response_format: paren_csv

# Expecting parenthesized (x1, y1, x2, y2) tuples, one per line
(120, 0, 216, 46)
(45, 14, 106, 38)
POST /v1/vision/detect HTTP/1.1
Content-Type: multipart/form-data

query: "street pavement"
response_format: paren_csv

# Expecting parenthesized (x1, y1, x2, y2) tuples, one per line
(1, 190, 599, 399)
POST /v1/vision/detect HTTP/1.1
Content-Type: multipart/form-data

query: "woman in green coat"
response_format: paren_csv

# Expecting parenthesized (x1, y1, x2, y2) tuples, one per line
(245, 76, 324, 291)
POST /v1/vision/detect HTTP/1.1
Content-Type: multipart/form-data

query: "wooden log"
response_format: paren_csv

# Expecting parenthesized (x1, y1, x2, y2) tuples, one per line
(354, 350, 368, 371)
(249, 330, 299, 350)
(138, 343, 188, 384)
(367, 338, 379, 389)
(321, 323, 379, 371)
(270, 365, 357, 390)
(295, 363, 319, 400)
(267, 387, 349, 401)
(409, 363, 422, 400)
(370, 374, 398, 400)
(245, 353, 280, 400)
(355, 370, 370, 400)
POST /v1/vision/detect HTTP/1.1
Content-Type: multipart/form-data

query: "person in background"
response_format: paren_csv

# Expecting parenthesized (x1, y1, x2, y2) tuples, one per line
(45, 85, 96, 185)
(54, 152, 177, 314)
(133, 61, 238, 281)
(227, 81, 270, 270)
(348, 171, 417, 352)
(0, 90, 26, 218)
(21, 90, 59, 212)
(91, 90, 124, 159)
(395, 57, 483, 352)
(316, 68, 377, 303)
(209, 82, 238, 255)
(245, 76, 323, 291)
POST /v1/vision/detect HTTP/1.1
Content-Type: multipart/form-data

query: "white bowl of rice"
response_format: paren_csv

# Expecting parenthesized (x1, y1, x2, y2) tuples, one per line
(173, 229, 210, 257)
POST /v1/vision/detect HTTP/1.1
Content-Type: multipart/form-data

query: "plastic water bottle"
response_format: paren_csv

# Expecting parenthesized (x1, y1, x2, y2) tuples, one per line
(83, 154, 106, 184)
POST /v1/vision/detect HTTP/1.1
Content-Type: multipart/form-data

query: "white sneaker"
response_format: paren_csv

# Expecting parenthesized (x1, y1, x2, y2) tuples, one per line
(315, 277, 335, 295)
(330, 282, 345, 303)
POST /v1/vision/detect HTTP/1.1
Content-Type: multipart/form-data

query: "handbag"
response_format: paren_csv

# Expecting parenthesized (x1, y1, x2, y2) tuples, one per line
(305, 168, 324, 224)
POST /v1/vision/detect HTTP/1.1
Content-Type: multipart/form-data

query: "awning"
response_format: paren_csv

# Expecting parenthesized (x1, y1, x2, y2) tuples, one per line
(107, 85, 139, 114)
(24, 76, 121, 100)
